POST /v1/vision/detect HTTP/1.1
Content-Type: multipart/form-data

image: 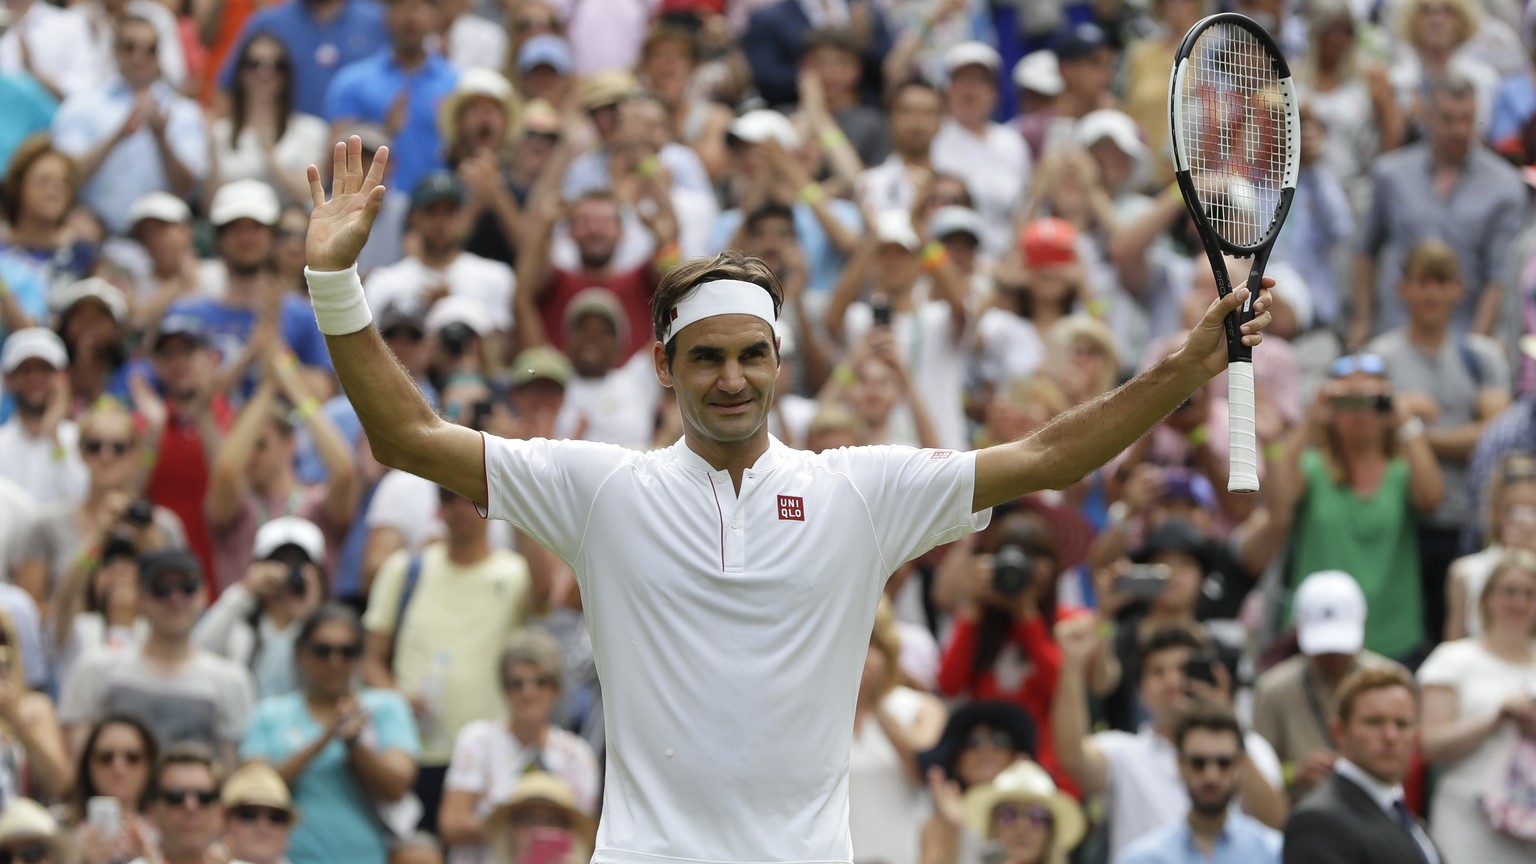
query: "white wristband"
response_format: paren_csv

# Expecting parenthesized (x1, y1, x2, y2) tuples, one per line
(304, 265, 373, 336)
(1396, 415, 1426, 443)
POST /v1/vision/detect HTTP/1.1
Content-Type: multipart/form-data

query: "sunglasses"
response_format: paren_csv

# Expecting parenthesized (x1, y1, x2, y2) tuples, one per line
(1499, 457, 1536, 484)
(1185, 754, 1238, 772)
(232, 806, 292, 826)
(0, 845, 50, 864)
(83, 439, 132, 456)
(504, 675, 557, 692)
(93, 749, 145, 767)
(147, 579, 200, 600)
(382, 326, 424, 343)
(964, 729, 1016, 751)
(307, 642, 361, 661)
(115, 40, 157, 56)
(1328, 353, 1386, 378)
(241, 57, 289, 72)
(994, 802, 1053, 828)
(1328, 394, 1390, 413)
(161, 788, 218, 807)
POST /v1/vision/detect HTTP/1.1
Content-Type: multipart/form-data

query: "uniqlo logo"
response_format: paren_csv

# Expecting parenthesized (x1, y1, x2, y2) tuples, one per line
(930, 450, 953, 460)
(777, 495, 804, 521)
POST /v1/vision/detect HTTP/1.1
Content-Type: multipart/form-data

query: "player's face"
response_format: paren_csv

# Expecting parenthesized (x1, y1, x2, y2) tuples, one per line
(656, 315, 779, 449)
(1332, 685, 1418, 785)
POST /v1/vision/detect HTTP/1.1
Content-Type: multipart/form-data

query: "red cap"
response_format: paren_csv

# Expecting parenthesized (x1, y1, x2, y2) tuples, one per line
(1020, 218, 1080, 268)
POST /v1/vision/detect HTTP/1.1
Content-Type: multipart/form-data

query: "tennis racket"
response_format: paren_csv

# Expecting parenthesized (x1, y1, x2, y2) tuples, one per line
(1168, 13, 1299, 494)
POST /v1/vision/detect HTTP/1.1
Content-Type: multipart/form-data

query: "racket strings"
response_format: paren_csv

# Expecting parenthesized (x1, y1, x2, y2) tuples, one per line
(1178, 22, 1291, 248)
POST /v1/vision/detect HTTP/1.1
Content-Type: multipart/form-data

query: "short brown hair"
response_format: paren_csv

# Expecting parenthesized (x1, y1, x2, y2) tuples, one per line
(1173, 703, 1245, 754)
(651, 250, 783, 358)
(2, 134, 78, 225)
(1401, 239, 1460, 284)
(1335, 666, 1418, 723)
(156, 742, 223, 789)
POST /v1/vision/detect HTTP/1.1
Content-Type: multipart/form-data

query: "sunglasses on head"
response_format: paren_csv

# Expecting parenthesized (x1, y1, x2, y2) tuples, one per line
(994, 802, 1053, 828)
(1328, 353, 1386, 378)
(147, 579, 200, 600)
(1185, 754, 1238, 772)
(0, 844, 50, 864)
(307, 642, 361, 661)
(161, 788, 218, 807)
(232, 806, 292, 826)
(504, 675, 556, 692)
(83, 439, 131, 456)
(93, 749, 145, 767)
(964, 729, 1016, 751)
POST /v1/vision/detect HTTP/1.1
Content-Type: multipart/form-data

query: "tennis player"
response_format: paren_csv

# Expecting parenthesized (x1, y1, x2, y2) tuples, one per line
(302, 139, 1272, 864)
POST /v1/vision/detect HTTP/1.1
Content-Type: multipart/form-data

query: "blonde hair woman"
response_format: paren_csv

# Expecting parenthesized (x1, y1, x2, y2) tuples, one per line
(1446, 453, 1536, 640)
(1043, 317, 1119, 408)
(1389, 0, 1499, 131)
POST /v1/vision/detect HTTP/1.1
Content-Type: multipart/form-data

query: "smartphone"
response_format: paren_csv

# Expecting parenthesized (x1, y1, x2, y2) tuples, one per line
(870, 294, 892, 327)
(524, 828, 574, 864)
(88, 796, 121, 837)
(1183, 652, 1220, 687)
(1373, 393, 1393, 414)
(1114, 564, 1170, 601)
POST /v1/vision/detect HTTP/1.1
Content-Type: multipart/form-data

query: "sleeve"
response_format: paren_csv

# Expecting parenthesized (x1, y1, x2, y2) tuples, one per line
(480, 436, 635, 563)
(367, 690, 421, 756)
(190, 583, 258, 656)
(1242, 731, 1285, 790)
(239, 702, 277, 761)
(361, 550, 409, 636)
(1414, 641, 1467, 688)
(442, 722, 489, 793)
(827, 445, 990, 568)
(218, 663, 256, 744)
(935, 617, 981, 698)
(167, 99, 209, 182)
(1482, 177, 1527, 290)
(49, 99, 95, 156)
(1473, 335, 1513, 393)
(57, 654, 104, 725)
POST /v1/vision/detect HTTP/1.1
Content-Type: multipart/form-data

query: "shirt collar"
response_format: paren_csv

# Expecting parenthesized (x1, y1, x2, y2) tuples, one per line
(670, 435, 787, 476)
(1334, 757, 1405, 814)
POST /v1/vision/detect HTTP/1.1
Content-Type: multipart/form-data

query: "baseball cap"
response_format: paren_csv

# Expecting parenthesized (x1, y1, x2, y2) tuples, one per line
(253, 516, 326, 563)
(1293, 570, 1367, 656)
(376, 296, 427, 335)
(517, 34, 574, 75)
(944, 41, 1001, 75)
(728, 109, 800, 149)
(126, 191, 191, 229)
(153, 314, 211, 351)
(563, 287, 629, 344)
(138, 548, 202, 587)
(210, 179, 281, 227)
(51, 278, 128, 326)
(221, 762, 301, 820)
(1020, 218, 1079, 267)
(0, 327, 68, 374)
(1056, 22, 1109, 62)
(928, 206, 986, 243)
(1131, 518, 1213, 574)
(411, 171, 466, 209)
(579, 71, 639, 110)
(425, 294, 492, 337)
(438, 66, 517, 144)
(1012, 50, 1063, 96)
(510, 345, 574, 388)
(874, 210, 921, 251)
(1158, 468, 1218, 511)
(1074, 109, 1148, 161)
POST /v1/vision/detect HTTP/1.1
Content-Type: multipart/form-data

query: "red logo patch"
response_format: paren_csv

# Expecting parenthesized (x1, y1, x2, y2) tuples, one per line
(930, 450, 953, 460)
(670, 307, 680, 321)
(777, 495, 804, 521)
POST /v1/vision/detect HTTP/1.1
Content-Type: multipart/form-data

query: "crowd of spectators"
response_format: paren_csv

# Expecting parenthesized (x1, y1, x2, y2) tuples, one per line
(1, 0, 1536, 863)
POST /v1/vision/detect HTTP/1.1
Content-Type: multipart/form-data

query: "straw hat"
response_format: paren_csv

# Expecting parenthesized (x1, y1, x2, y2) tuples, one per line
(0, 798, 73, 862)
(221, 762, 301, 824)
(962, 761, 1085, 852)
(485, 773, 594, 848)
(437, 67, 518, 147)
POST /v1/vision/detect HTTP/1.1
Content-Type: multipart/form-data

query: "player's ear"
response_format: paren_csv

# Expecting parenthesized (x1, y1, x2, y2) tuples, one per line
(653, 341, 674, 388)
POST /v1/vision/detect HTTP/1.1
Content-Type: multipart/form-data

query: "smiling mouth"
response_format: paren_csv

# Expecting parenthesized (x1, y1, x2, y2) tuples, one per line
(711, 398, 753, 412)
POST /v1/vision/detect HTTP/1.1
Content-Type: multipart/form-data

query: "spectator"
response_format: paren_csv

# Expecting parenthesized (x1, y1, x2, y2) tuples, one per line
(537, 289, 660, 449)
(0, 328, 87, 506)
(363, 486, 533, 834)
(323, 0, 459, 202)
(219, 762, 298, 864)
(561, 78, 711, 201)
(52, 279, 132, 413)
(439, 629, 600, 864)
(116, 193, 196, 330)
(1388, 0, 1499, 134)
(211, 32, 330, 208)
(1052, 24, 1116, 125)
(930, 42, 1029, 259)
(1417, 552, 1536, 864)
(732, 204, 835, 395)
(439, 69, 522, 267)
(71, 715, 157, 864)
(241, 604, 419, 864)
(0, 0, 109, 100)
(1268, 103, 1355, 334)
(849, 599, 946, 864)
(512, 35, 573, 106)
(1368, 240, 1513, 643)
(192, 516, 328, 699)
(49, 526, 145, 690)
(1448, 452, 1536, 639)
(1281, 667, 1444, 864)
(917, 700, 1040, 864)
(856, 79, 942, 215)
(129, 745, 226, 864)
(1119, 706, 1283, 864)
(60, 549, 255, 768)
(742, 0, 892, 109)
(952, 760, 1085, 864)
(220, 0, 388, 118)
(0, 606, 69, 804)
(1252, 571, 1405, 799)
(983, 219, 1086, 397)
(1051, 620, 1287, 860)
(0, 136, 90, 323)
(831, 326, 939, 448)
(1351, 72, 1525, 349)
(437, 0, 504, 72)
(1010, 51, 1064, 162)
(479, 772, 594, 864)
(0, 798, 74, 864)
(50, 15, 206, 236)
(78, 0, 187, 92)
(638, 25, 735, 179)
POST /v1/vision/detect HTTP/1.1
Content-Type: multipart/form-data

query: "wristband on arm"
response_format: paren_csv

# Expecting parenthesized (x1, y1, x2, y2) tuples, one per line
(305, 266, 373, 336)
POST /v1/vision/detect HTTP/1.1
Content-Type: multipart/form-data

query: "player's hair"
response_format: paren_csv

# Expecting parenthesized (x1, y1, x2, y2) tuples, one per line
(1335, 666, 1418, 724)
(1478, 550, 1536, 637)
(2, 134, 78, 226)
(499, 628, 566, 692)
(1173, 703, 1245, 754)
(1401, 239, 1460, 284)
(651, 251, 784, 363)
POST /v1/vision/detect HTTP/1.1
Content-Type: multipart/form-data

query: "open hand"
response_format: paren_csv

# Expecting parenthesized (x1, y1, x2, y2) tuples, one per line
(1176, 279, 1275, 379)
(306, 137, 389, 272)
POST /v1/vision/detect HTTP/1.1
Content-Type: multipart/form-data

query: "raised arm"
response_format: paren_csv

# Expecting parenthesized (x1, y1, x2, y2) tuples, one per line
(973, 283, 1274, 512)
(305, 139, 485, 503)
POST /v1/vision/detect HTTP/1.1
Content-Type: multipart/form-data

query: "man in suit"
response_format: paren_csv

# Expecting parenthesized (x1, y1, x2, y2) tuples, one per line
(1282, 667, 1442, 864)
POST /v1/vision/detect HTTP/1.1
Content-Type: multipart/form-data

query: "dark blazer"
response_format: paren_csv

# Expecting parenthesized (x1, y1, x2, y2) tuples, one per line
(1282, 772, 1443, 864)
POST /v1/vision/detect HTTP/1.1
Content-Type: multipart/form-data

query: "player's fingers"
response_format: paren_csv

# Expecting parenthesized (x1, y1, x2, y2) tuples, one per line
(1241, 309, 1271, 335)
(364, 145, 390, 191)
(331, 141, 346, 191)
(307, 165, 325, 209)
(1204, 287, 1247, 323)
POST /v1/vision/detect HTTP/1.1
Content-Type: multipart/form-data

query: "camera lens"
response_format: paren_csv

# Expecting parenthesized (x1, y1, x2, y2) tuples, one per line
(286, 564, 307, 595)
(438, 323, 475, 357)
(991, 544, 1034, 597)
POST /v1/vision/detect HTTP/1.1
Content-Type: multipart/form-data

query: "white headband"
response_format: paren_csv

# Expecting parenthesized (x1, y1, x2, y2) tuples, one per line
(661, 279, 778, 343)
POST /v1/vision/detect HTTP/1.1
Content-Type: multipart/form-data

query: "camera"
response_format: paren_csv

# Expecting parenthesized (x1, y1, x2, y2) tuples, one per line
(870, 294, 892, 327)
(102, 531, 138, 564)
(991, 544, 1035, 597)
(438, 322, 476, 358)
(1183, 651, 1221, 687)
(285, 563, 308, 596)
(470, 398, 494, 432)
(125, 499, 154, 526)
(1374, 393, 1393, 414)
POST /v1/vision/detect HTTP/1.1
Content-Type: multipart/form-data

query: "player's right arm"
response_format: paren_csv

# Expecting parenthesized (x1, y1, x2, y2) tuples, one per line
(304, 138, 486, 504)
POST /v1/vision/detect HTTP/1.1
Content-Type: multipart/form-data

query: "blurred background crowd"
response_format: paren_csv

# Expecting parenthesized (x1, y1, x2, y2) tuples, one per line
(1, 0, 1536, 863)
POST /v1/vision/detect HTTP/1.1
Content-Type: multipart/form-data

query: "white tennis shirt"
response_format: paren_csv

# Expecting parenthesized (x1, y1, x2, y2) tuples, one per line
(482, 434, 990, 864)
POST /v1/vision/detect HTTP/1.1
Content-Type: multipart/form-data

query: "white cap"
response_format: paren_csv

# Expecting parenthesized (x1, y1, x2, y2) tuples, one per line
(927, 206, 986, 242)
(944, 41, 1001, 74)
(51, 278, 128, 325)
(253, 516, 326, 563)
(425, 294, 492, 337)
(126, 191, 191, 228)
(1074, 109, 1149, 160)
(728, 110, 800, 149)
(1294, 570, 1367, 656)
(1012, 50, 1064, 96)
(210, 179, 281, 227)
(0, 327, 68, 374)
(874, 210, 921, 251)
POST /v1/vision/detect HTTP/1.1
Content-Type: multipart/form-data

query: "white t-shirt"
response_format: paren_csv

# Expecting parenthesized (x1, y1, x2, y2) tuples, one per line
(844, 299, 972, 452)
(0, 2, 109, 97)
(931, 118, 1030, 258)
(0, 476, 34, 576)
(849, 686, 931, 864)
(210, 114, 330, 202)
(554, 350, 663, 450)
(481, 435, 989, 864)
(366, 469, 513, 552)
(364, 253, 516, 331)
(1417, 639, 1536, 799)
(974, 308, 1045, 390)
(0, 420, 87, 507)
(1096, 726, 1284, 862)
(444, 14, 507, 71)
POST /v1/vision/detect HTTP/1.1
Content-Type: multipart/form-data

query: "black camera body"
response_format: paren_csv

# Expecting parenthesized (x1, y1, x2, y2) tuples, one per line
(438, 322, 476, 357)
(125, 499, 154, 526)
(992, 544, 1035, 597)
(285, 563, 308, 596)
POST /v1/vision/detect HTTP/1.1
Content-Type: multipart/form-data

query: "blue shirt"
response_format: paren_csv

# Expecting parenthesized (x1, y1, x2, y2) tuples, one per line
(1115, 812, 1282, 864)
(0, 74, 58, 171)
(708, 200, 862, 295)
(218, 0, 388, 117)
(1490, 73, 1536, 150)
(241, 689, 420, 864)
(324, 51, 458, 197)
(50, 79, 207, 235)
(167, 294, 333, 402)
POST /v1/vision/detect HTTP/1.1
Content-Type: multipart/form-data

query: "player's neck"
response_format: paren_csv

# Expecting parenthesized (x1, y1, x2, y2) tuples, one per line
(684, 430, 770, 493)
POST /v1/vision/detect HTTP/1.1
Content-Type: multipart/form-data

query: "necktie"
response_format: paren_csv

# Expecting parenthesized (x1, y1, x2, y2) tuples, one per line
(1392, 800, 1433, 864)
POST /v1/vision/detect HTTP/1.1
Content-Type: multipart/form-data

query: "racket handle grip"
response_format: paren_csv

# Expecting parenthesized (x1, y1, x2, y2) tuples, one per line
(1227, 361, 1260, 494)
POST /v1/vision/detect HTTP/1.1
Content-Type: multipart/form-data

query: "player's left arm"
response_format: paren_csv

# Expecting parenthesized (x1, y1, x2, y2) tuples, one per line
(973, 281, 1274, 512)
